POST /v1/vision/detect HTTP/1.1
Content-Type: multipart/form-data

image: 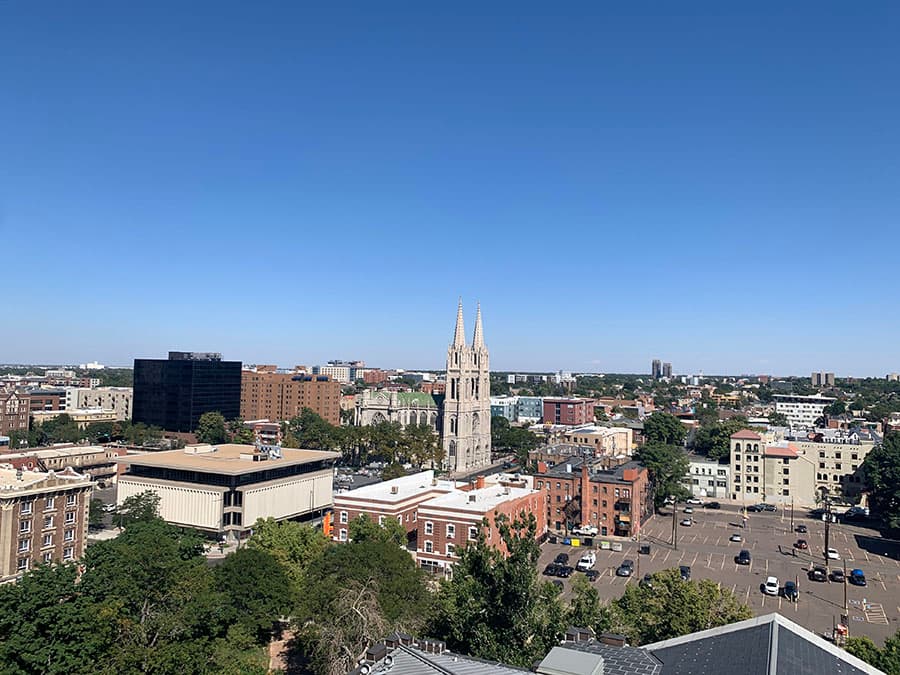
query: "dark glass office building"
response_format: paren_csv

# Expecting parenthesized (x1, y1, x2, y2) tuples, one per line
(133, 352, 242, 432)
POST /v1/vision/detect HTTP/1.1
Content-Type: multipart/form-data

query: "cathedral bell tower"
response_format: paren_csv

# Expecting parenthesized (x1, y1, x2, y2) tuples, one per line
(441, 300, 492, 473)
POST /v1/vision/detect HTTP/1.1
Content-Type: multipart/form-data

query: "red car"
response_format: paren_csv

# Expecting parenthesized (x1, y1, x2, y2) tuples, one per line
(794, 539, 809, 550)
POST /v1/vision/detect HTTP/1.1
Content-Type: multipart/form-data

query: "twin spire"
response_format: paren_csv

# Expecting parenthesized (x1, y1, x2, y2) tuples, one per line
(452, 299, 485, 349)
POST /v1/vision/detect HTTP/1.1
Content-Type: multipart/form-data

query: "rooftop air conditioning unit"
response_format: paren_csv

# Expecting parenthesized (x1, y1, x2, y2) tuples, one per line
(391, 486, 399, 494)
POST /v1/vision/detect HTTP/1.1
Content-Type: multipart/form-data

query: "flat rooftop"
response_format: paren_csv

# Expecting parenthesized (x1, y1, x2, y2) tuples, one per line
(339, 470, 456, 503)
(0, 467, 92, 493)
(421, 483, 535, 513)
(117, 443, 340, 476)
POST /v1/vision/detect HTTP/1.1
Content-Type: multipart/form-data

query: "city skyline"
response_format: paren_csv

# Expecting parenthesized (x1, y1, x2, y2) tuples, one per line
(2, 4, 899, 375)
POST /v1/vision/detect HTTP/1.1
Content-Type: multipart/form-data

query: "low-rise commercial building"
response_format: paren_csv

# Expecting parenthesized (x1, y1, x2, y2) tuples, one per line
(116, 443, 340, 541)
(774, 394, 835, 428)
(0, 445, 125, 486)
(0, 466, 93, 582)
(31, 408, 118, 429)
(686, 454, 729, 499)
(534, 459, 652, 537)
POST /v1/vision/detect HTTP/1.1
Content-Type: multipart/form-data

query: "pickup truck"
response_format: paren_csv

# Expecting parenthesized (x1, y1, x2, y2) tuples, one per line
(576, 552, 597, 571)
(572, 524, 599, 536)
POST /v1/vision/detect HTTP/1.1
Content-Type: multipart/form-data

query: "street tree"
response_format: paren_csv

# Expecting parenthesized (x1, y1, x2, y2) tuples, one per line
(348, 513, 407, 546)
(111, 490, 161, 529)
(643, 412, 687, 446)
(691, 417, 750, 462)
(227, 418, 256, 445)
(862, 432, 900, 531)
(196, 411, 228, 444)
(634, 444, 690, 508)
(246, 517, 330, 592)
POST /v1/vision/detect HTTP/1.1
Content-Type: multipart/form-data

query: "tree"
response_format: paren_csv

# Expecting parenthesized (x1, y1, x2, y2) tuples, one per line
(767, 411, 788, 426)
(610, 568, 753, 645)
(825, 400, 847, 417)
(111, 490, 160, 529)
(846, 632, 900, 673)
(635, 444, 689, 508)
(567, 574, 602, 628)
(691, 417, 750, 462)
(227, 418, 256, 445)
(643, 413, 687, 446)
(491, 416, 540, 466)
(214, 548, 295, 641)
(246, 517, 330, 592)
(863, 432, 900, 531)
(428, 512, 566, 667)
(348, 513, 407, 546)
(89, 498, 105, 530)
(381, 462, 406, 481)
(196, 411, 228, 444)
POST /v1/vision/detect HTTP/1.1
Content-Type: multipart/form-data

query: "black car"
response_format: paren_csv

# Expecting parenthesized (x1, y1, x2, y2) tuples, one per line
(761, 503, 777, 512)
(808, 566, 828, 582)
(795, 524, 808, 534)
(736, 550, 751, 565)
(679, 565, 691, 581)
(783, 581, 799, 602)
(746, 505, 762, 513)
(554, 553, 570, 565)
(639, 573, 654, 588)
(704, 501, 721, 510)
(585, 569, 600, 582)
(556, 565, 574, 578)
(543, 563, 560, 576)
(830, 568, 845, 583)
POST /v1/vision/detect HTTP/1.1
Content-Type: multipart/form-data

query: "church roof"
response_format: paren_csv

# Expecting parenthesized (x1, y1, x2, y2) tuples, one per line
(396, 392, 438, 408)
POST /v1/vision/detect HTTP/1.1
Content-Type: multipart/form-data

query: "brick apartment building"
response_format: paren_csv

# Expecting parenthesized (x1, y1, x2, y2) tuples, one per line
(0, 389, 29, 437)
(332, 470, 456, 542)
(0, 466, 94, 582)
(240, 371, 341, 425)
(415, 474, 545, 576)
(27, 389, 67, 414)
(534, 458, 652, 537)
(543, 398, 596, 426)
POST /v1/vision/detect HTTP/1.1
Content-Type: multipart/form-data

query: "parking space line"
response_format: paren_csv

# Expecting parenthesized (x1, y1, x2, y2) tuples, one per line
(691, 552, 698, 566)
(765, 559, 769, 573)
(663, 550, 671, 563)
(745, 585, 751, 601)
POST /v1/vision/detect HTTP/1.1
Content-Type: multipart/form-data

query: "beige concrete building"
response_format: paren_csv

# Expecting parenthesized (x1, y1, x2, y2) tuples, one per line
(69, 387, 133, 420)
(0, 466, 93, 583)
(786, 430, 876, 502)
(729, 430, 816, 506)
(562, 425, 634, 455)
(116, 443, 340, 542)
(0, 445, 125, 487)
(31, 408, 118, 429)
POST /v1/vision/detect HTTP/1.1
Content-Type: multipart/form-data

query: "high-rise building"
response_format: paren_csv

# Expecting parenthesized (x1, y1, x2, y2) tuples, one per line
(662, 362, 672, 378)
(133, 352, 242, 433)
(441, 302, 491, 473)
(240, 372, 341, 425)
(651, 359, 662, 379)
(811, 372, 835, 388)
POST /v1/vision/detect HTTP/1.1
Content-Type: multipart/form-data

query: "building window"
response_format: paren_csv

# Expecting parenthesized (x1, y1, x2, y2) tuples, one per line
(851, 453, 858, 460)
(19, 520, 31, 534)
(538, 481, 543, 488)
(21, 501, 33, 515)
(43, 552, 52, 564)
(18, 539, 29, 552)
(819, 452, 826, 458)
(66, 494, 76, 507)
(45, 497, 55, 510)
(397, 515, 403, 525)
(339, 529, 347, 541)
(64, 529, 74, 542)
(17, 558, 28, 572)
(446, 543, 455, 556)
(425, 521, 433, 535)
(378, 516, 385, 526)
(65, 512, 75, 524)
(63, 547, 74, 561)
(42, 534, 52, 548)
(469, 526, 478, 540)
(339, 511, 348, 524)
(43, 516, 54, 529)
(425, 541, 433, 553)
(446, 524, 455, 539)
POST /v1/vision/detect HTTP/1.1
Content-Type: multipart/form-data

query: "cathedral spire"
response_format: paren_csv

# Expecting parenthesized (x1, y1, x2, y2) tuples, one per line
(452, 297, 466, 347)
(472, 302, 484, 349)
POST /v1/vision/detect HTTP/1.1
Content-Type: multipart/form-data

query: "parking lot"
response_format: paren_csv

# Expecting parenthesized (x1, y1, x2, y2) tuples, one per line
(539, 504, 900, 644)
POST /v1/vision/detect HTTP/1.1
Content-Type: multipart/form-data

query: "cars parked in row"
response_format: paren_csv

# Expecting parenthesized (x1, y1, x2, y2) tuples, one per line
(808, 566, 828, 582)
(680, 518, 693, 527)
(826, 548, 841, 560)
(679, 565, 691, 581)
(794, 539, 808, 550)
(849, 569, 867, 586)
(763, 576, 779, 596)
(616, 559, 635, 577)
(572, 524, 599, 536)
(783, 580, 799, 602)
(576, 552, 596, 571)
(795, 524, 808, 533)
(736, 550, 752, 565)
(703, 501, 721, 509)
(829, 568, 845, 583)
(729, 533, 743, 543)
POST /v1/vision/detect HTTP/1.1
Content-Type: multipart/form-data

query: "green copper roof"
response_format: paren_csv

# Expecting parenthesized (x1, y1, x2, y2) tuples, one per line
(396, 392, 438, 408)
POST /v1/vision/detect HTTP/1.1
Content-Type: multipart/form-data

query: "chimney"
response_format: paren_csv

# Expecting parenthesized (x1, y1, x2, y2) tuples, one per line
(537, 461, 548, 474)
(623, 468, 638, 482)
(598, 633, 627, 647)
(468, 493, 477, 503)
(475, 475, 485, 490)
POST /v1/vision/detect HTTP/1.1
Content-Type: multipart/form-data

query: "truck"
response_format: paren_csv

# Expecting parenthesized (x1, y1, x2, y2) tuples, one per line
(576, 551, 597, 571)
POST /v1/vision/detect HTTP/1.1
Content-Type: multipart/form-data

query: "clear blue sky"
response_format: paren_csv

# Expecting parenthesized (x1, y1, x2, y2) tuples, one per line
(2, 2, 899, 376)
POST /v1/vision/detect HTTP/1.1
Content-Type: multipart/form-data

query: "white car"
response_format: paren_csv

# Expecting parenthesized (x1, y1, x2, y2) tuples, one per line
(576, 552, 597, 571)
(683, 507, 694, 514)
(729, 533, 743, 542)
(826, 548, 840, 560)
(764, 576, 779, 596)
(686, 498, 703, 505)
(680, 519, 693, 527)
(573, 524, 599, 536)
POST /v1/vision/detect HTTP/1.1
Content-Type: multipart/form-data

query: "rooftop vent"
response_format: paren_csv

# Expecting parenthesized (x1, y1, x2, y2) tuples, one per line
(391, 486, 399, 494)
(468, 494, 477, 503)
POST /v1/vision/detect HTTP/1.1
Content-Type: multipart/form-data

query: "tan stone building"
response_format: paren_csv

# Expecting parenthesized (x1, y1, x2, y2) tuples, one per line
(562, 425, 634, 455)
(240, 372, 341, 425)
(0, 466, 94, 583)
(116, 443, 340, 542)
(70, 387, 133, 420)
(729, 430, 816, 506)
(31, 408, 118, 429)
(0, 389, 29, 437)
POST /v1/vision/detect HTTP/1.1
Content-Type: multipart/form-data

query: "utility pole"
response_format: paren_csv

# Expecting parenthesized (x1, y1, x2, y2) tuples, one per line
(843, 558, 849, 636)
(672, 503, 678, 550)
(824, 499, 832, 567)
(790, 498, 794, 533)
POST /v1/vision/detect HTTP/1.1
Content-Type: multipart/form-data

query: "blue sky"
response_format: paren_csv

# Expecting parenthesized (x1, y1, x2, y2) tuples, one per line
(1, 3, 899, 375)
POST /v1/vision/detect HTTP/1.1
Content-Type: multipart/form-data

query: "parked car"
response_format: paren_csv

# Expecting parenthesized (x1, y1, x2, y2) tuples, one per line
(639, 573, 654, 588)
(616, 560, 635, 577)
(704, 501, 721, 510)
(826, 548, 841, 560)
(554, 553, 570, 565)
(543, 563, 560, 576)
(585, 569, 600, 582)
(679, 565, 691, 581)
(795, 524, 808, 533)
(783, 580, 799, 602)
(729, 533, 743, 543)
(686, 498, 703, 505)
(576, 552, 597, 571)
(573, 524, 599, 536)
(830, 568, 846, 583)
(794, 539, 808, 550)
(736, 550, 752, 565)
(680, 518, 693, 527)
(683, 506, 694, 514)
(808, 566, 828, 582)
(556, 566, 574, 578)
(849, 569, 867, 586)
(761, 503, 777, 512)
(764, 576, 779, 596)
(746, 504, 763, 513)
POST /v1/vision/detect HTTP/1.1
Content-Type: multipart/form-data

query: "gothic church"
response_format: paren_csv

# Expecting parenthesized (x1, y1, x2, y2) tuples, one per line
(441, 301, 492, 473)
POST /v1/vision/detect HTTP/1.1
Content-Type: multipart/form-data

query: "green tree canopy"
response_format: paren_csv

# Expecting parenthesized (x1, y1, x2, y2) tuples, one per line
(196, 411, 228, 444)
(863, 432, 900, 531)
(348, 513, 408, 547)
(111, 490, 161, 529)
(491, 416, 540, 465)
(247, 517, 329, 592)
(767, 411, 789, 426)
(635, 444, 690, 508)
(643, 413, 687, 446)
(227, 418, 256, 445)
(846, 632, 900, 673)
(691, 417, 750, 462)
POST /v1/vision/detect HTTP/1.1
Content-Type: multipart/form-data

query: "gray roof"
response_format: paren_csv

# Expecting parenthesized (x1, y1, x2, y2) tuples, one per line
(557, 642, 662, 675)
(350, 643, 531, 675)
(644, 613, 883, 675)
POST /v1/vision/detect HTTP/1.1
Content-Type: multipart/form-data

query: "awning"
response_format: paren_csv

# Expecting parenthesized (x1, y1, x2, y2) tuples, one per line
(617, 515, 631, 523)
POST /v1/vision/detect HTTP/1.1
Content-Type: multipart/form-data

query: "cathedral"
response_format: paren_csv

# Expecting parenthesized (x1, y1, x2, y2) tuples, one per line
(441, 300, 492, 473)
